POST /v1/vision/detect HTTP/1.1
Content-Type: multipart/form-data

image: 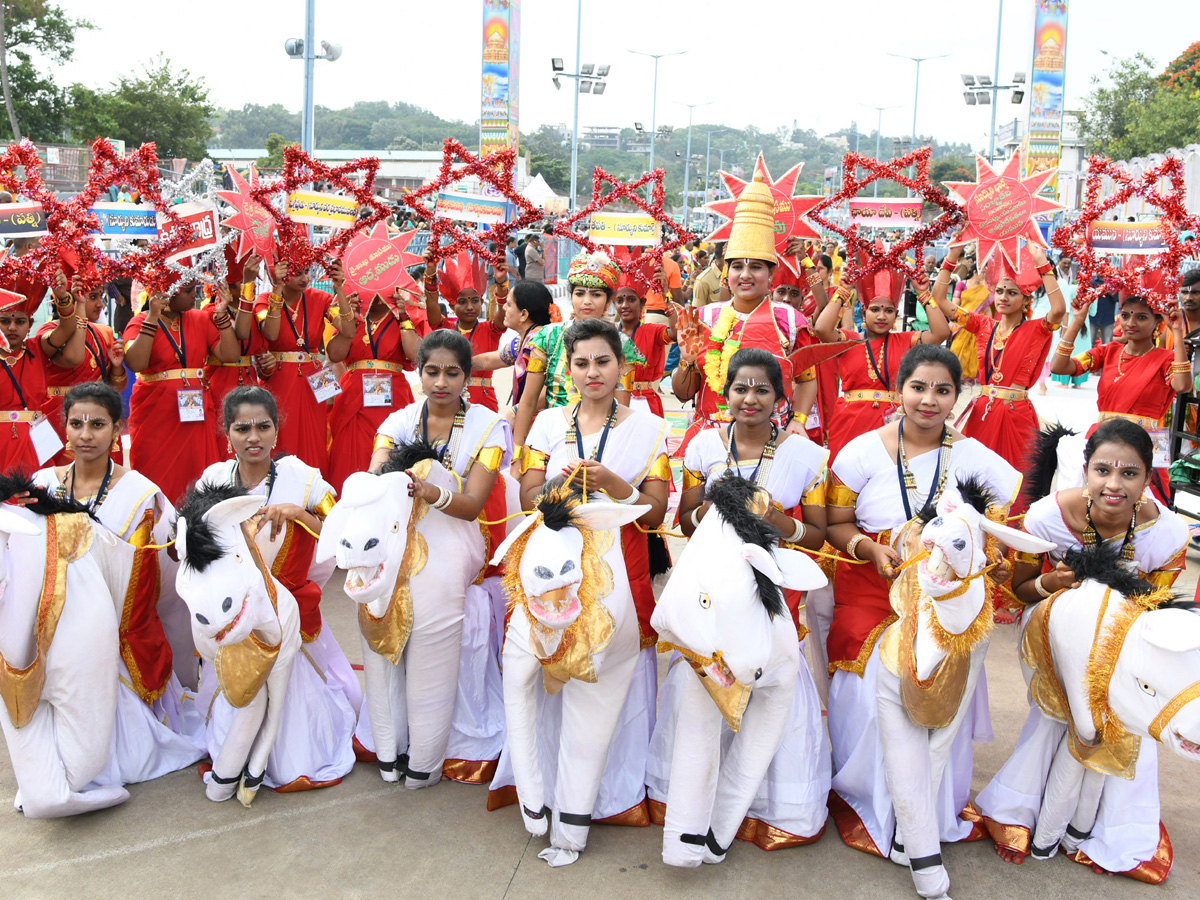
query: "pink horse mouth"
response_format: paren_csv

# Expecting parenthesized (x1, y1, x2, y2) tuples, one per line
(705, 656, 736, 688)
(1177, 734, 1200, 757)
(213, 599, 248, 643)
(346, 564, 385, 597)
(528, 585, 581, 626)
(918, 556, 956, 589)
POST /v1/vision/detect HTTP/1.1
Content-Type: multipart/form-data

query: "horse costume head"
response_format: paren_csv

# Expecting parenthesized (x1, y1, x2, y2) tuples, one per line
(174, 483, 270, 647)
(652, 476, 826, 691)
(1062, 544, 1200, 763)
(0, 474, 82, 596)
(915, 477, 1051, 601)
(315, 440, 446, 607)
(490, 477, 649, 656)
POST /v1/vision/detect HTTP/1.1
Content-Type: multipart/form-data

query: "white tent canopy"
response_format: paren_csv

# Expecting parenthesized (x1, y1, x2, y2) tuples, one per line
(522, 173, 567, 214)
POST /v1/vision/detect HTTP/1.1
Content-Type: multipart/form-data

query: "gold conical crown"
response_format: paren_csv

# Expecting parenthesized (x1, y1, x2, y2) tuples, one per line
(724, 172, 777, 264)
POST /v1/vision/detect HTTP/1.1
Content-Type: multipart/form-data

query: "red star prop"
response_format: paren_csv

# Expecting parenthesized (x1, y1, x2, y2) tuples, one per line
(66, 139, 193, 293)
(1052, 155, 1200, 313)
(808, 148, 964, 284)
(702, 153, 821, 274)
(0, 141, 64, 311)
(217, 164, 277, 263)
(342, 223, 423, 302)
(552, 167, 696, 294)
(943, 150, 1062, 268)
(398, 139, 541, 267)
(250, 145, 392, 277)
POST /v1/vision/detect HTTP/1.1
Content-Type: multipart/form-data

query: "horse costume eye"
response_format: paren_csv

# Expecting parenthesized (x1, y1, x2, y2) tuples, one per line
(754, 668, 762, 680)
(391, 521, 400, 533)
(534, 566, 554, 580)
(222, 597, 233, 613)
(560, 560, 575, 575)
(235, 553, 241, 562)
(365, 538, 378, 550)
(195, 613, 209, 625)
(1137, 678, 1157, 697)
(930, 517, 944, 528)
(698, 593, 711, 609)
(952, 539, 967, 552)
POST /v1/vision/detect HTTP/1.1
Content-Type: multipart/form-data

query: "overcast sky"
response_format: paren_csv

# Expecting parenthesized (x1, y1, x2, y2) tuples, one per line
(53, 0, 1199, 153)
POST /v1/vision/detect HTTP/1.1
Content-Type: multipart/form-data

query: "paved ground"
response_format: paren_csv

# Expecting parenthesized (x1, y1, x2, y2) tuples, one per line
(3, 373, 1199, 899)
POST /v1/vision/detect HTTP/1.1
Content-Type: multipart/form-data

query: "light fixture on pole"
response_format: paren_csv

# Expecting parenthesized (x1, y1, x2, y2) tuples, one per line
(887, 51, 948, 195)
(284, 0, 342, 156)
(675, 101, 711, 230)
(861, 104, 900, 198)
(553, 3, 611, 214)
(629, 49, 686, 198)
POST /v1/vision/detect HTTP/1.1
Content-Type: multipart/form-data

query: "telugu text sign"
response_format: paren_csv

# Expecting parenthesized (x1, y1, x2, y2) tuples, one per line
(434, 191, 508, 225)
(1086, 220, 1167, 255)
(847, 199, 923, 229)
(588, 211, 659, 246)
(286, 191, 360, 229)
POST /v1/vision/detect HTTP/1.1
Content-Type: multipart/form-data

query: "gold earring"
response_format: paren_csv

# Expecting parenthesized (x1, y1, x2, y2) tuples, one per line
(227, 439, 234, 454)
(110, 434, 121, 452)
(1080, 487, 1090, 500)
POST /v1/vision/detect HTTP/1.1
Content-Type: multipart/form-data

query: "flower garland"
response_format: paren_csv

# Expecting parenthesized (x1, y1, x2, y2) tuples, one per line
(703, 305, 741, 395)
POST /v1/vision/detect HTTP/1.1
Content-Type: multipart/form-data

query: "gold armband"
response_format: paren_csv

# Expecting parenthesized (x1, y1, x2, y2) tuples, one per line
(520, 446, 548, 475)
(475, 445, 504, 473)
(799, 256, 815, 270)
(241, 282, 256, 302)
(313, 492, 336, 518)
(827, 471, 858, 508)
(645, 453, 672, 482)
(526, 356, 547, 374)
(681, 466, 705, 491)
(373, 434, 396, 452)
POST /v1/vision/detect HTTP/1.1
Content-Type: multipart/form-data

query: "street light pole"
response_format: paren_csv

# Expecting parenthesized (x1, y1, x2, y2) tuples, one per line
(302, 0, 316, 154)
(703, 131, 712, 231)
(677, 101, 710, 229)
(569, 0, 582, 212)
(888, 52, 948, 194)
(629, 50, 685, 195)
(862, 104, 899, 198)
(987, 0, 1004, 164)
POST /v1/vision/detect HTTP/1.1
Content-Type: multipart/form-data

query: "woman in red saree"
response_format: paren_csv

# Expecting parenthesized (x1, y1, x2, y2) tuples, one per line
(123, 282, 242, 503)
(0, 276, 85, 473)
(933, 240, 1065, 499)
(816, 266, 948, 460)
(615, 276, 677, 418)
(427, 251, 508, 412)
(248, 258, 355, 478)
(1050, 295, 1190, 504)
(208, 256, 272, 459)
(325, 287, 420, 495)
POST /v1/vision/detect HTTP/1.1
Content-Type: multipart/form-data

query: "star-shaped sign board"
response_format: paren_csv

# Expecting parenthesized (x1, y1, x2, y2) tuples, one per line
(552, 167, 696, 294)
(398, 139, 541, 267)
(1051, 154, 1200, 313)
(251, 145, 392, 277)
(342, 224, 423, 301)
(808, 147, 964, 284)
(217, 164, 277, 264)
(703, 153, 821, 274)
(943, 150, 1062, 268)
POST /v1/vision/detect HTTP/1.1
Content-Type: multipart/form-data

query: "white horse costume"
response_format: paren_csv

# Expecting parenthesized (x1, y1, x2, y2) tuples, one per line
(0, 482, 134, 818)
(490, 480, 650, 867)
(978, 542, 1200, 884)
(175, 484, 352, 805)
(873, 482, 1054, 900)
(649, 475, 829, 866)
(316, 452, 493, 786)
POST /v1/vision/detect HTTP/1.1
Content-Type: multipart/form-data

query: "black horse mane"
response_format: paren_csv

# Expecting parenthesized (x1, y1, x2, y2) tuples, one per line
(0, 471, 92, 517)
(916, 473, 997, 523)
(1022, 423, 1077, 508)
(379, 437, 443, 475)
(1063, 543, 1192, 610)
(176, 482, 248, 572)
(704, 475, 786, 620)
(534, 475, 586, 532)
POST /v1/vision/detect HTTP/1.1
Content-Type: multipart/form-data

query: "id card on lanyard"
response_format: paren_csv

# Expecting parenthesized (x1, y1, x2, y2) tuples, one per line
(362, 373, 392, 407)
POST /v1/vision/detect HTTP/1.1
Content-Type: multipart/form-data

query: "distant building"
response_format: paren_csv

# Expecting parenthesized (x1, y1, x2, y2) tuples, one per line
(823, 134, 849, 150)
(581, 126, 622, 150)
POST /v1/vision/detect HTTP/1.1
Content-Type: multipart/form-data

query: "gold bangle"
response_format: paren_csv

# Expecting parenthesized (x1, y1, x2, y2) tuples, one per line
(918, 289, 934, 308)
(794, 412, 809, 426)
(799, 256, 815, 270)
(1169, 361, 1191, 374)
(241, 282, 255, 301)
(846, 534, 867, 560)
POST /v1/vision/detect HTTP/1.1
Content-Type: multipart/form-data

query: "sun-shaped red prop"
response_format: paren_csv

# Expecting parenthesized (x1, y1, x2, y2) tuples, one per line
(250, 145, 392, 277)
(703, 153, 821, 274)
(342, 223, 423, 302)
(552, 167, 696, 294)
(943, 150, 1062, 268)
(1051, 155, 1200, 313)
(217, 164, 277, 264)
(808, 148, 964, 284)
(398, 139, 541, 267)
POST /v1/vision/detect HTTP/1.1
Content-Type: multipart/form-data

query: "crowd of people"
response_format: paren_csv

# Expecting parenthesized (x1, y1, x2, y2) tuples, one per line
(3, 155, 1199, 892)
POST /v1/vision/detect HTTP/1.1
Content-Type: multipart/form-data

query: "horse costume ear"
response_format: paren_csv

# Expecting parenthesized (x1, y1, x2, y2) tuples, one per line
(315, 503, 345, 564)
(742, 544, 783, 585)
(979, 518, 1056, 555)
(175, 516, 189, 564)
(0, 507, 40, 537)
(771, 547, 828, 591)
(571, 501, 652, 533)
(489, 511, 541, 566)
(1141, 609, 1200, 654)
(201, 494, 267, 532)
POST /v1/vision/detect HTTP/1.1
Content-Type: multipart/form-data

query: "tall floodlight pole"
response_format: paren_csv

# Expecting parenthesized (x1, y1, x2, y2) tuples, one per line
(888, 52, 948, 195)
(569, 0, 582, 212)
(677, 101, 710, 229)
(629, 50, 686, 197)
(862, 104, 900, 197)
(987, 0, 1004, 164)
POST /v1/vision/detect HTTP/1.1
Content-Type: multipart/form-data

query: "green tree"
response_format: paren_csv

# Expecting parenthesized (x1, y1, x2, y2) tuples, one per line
(1123, 87, 1200, 157)
(0, 0, 93, 140)
(82, 55, 214, 159)
(527, 150, 569, 193)
(256, 133, 293, 170)
(1078, 53, 1158, 157)
(210, 103, 299, 148)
